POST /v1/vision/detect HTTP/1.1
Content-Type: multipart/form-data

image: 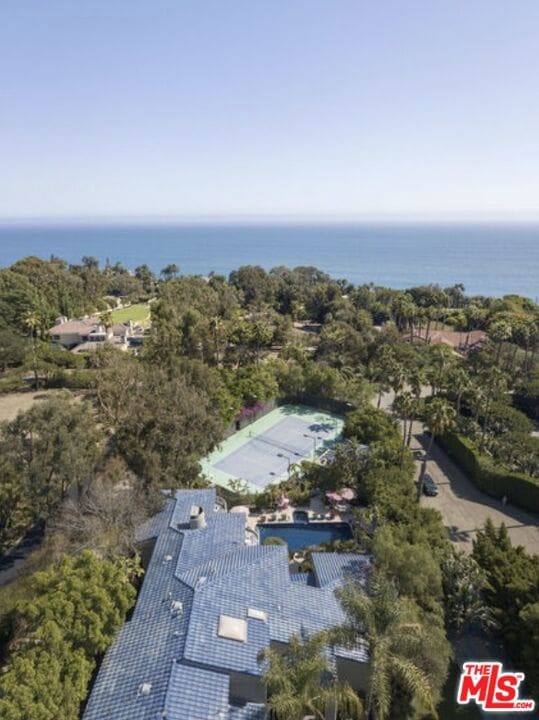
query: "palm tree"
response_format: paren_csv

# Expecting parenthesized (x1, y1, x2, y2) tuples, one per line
(326, 578, 438, 720)
(425, 345, 455, 397)
(369, 347, 396, 408)
(488, 319, 513, 366)
(24, 310, 40, 389)
(392, 391, 415, 448)
(99, 310, 114, 331)
(444, 366, 470, 415)
(424, 397, 456, 454)
(160, 263, 179, 281)
(476, 366, 507, 451)
(405, 368, 425, 446)
(260, 634, 363, 720)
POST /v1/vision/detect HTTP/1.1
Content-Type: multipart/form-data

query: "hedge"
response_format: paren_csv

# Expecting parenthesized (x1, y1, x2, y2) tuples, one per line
(437, 432, 539, 513)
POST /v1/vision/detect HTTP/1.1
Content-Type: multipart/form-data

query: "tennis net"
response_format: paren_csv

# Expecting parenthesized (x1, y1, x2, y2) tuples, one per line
(253, 434, 312, 458)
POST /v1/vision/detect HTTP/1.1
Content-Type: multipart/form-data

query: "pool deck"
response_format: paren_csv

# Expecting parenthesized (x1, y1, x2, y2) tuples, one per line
(244, 496, 353, 536)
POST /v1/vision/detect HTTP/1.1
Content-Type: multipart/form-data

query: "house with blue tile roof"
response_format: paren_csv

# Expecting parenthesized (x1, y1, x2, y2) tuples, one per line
(83, 489, 370, 720)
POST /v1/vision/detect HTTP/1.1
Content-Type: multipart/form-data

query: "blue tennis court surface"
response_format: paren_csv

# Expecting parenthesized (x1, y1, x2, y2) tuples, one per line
(200, 404, 344, 492)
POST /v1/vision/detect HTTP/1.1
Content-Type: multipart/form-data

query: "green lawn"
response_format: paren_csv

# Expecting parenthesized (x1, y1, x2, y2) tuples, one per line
(110, 302, 151, 326)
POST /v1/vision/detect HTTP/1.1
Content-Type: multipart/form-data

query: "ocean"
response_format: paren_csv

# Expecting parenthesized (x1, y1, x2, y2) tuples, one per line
(0, 222, 537, 299)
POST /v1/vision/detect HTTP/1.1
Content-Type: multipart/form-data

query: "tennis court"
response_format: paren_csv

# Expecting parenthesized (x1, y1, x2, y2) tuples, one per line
(200, 404, 344, 492)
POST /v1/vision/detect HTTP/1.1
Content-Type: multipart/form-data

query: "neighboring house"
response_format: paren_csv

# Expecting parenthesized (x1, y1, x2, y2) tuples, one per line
(49, 316, 144, 352)
(414, 329, 486, 354)
(82, 489, 370, 720)
(48, 317, 97, 348)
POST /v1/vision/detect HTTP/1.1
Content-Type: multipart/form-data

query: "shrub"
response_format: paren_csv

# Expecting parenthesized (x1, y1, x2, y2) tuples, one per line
(483, 401, 533, 436)
(438, 432, 539, 513)
(263, 536, 286, 546)
(45, 369, 95, 390)
(0, 375, 28, 394)
(344, 405, 400, 445)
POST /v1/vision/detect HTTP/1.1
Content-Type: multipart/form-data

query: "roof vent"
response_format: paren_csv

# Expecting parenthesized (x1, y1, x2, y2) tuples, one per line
(247, 608, 268, 622)
(163, 555, 173, 562)
(217, 614, 248, 643)
(138, 682, 152, 696)
(171, 600, 183, 615)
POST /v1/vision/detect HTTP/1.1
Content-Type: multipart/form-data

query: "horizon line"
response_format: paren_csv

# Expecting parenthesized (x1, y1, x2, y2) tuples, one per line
(2, 212, 539, 227)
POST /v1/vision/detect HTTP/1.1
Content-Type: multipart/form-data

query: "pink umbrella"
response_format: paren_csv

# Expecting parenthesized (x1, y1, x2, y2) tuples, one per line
(277, 493, 290, 509)
(340, 488, 357, 501)
(325, 491, 343, 503)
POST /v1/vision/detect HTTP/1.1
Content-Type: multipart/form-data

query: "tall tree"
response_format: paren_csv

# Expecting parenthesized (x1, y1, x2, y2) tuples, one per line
(327, 578, 439, 720)
(2, 393, 103, 518)
(424, 398, 456, 454)
(160, 263, 179, 280)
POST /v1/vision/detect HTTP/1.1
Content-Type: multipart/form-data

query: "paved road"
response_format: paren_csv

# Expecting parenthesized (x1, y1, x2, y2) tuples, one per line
(411, 428, 539, 555)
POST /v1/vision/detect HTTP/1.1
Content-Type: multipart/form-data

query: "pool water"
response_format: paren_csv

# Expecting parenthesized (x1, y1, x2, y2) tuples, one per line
(257, 522, 353, 551)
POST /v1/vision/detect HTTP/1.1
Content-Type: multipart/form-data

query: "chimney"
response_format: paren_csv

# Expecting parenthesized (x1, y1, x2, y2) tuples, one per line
(189, 506, 206, 529)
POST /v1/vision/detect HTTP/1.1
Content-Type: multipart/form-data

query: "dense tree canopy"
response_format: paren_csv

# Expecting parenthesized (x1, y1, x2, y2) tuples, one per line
(0, 552, 137, 720)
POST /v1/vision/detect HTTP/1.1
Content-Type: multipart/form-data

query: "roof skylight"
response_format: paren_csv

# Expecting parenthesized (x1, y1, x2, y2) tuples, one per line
(217, 614, 247, 643)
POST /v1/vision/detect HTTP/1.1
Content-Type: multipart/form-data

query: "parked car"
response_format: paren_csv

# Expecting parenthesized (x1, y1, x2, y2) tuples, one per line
(422, 473, 438, 496)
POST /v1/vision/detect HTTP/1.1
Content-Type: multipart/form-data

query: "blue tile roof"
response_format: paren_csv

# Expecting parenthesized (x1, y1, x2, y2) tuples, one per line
(83, 490, 370, 720)
(164, 663, 230, 720)
(289, 571, 312, 584)
(311, 552, 372, 588)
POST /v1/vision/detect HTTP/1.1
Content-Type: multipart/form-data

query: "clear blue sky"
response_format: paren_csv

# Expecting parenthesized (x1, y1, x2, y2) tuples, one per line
(1, 1, 539, 220)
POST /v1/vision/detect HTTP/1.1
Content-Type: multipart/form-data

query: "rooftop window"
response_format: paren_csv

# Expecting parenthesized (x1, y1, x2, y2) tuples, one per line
(217, 615, 247, 643)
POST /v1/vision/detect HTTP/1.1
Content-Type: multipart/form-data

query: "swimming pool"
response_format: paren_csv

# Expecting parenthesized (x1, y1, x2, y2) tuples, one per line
(257, 522, 353, 551)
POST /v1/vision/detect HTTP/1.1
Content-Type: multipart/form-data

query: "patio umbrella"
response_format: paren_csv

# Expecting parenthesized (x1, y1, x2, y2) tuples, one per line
(277, 493, 290, 509)
(325, 491, 343, 502)
(340, 488, 357, 501)
(230, 505, 250, 514)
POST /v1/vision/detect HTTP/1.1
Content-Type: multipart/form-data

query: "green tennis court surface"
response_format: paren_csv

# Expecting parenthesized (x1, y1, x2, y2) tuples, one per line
(200, 404, 344, 493)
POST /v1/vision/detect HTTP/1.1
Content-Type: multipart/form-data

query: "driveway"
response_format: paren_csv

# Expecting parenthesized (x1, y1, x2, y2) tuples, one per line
(412, 428, 539, 555)
(374, 392, 539, 554)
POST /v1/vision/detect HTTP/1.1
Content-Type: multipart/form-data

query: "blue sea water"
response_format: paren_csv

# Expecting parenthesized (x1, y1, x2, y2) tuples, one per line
(0, 222, 537, 299)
